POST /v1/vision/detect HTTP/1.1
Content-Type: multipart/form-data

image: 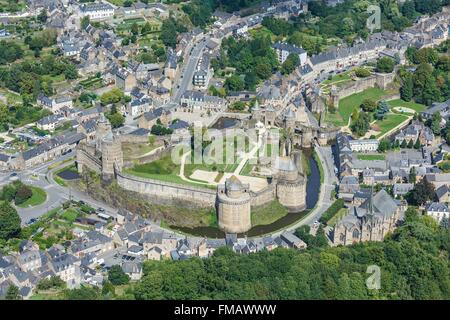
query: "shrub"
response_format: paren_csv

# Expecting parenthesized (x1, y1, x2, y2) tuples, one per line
(354, 68, 371, 78)
(14, 185, 33, 205)
(319, 199, 345, 224)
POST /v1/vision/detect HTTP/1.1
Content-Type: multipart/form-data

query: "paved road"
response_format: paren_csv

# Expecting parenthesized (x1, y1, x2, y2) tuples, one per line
(172, 38, 209, 103)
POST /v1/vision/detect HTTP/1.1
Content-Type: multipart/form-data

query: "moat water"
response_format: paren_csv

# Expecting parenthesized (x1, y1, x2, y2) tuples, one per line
(170, 150, 321, 238)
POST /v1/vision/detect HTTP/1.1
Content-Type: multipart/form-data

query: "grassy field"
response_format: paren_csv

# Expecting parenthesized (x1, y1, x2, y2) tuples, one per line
(125, 160, 217, 190)
(251, 200, 289, 227)
(374, 114, 409, 137)
(388, 99, 426, 113)
(336, 87, 389, 126)
(17, 186, 47, 208)
(356, 154, 386, 160)
(249, 26, 279, 42)
(321, 72, 352, 86)
(60, 208, 79, 223)
(122, 140, 162, 160)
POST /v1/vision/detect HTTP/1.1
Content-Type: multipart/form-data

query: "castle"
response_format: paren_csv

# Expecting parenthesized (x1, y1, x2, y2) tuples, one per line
(76, 114, 124, 181)
(76, 108, 309, 234)
(331, 189, 407, 246)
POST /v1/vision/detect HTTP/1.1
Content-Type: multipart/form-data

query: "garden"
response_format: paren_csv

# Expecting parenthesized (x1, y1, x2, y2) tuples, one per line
(0, 181, 47, 208)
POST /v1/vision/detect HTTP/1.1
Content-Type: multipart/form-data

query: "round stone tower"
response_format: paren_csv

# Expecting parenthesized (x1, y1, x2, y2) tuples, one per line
(96, 113, 112, 153)
(217, 175, 251, 233)
(101, 132, 123, 181)
(274, 156, 306, 213)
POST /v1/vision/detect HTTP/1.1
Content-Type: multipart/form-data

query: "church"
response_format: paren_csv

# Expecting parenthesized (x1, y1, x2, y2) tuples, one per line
(331, 189, 407, 246)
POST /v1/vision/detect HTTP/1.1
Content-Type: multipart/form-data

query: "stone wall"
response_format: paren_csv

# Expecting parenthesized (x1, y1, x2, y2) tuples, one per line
(116, 170, 217, 207)
(76, 148, 102, 174)
(331, 72, 396, 104)
(250, 184, 276, 207)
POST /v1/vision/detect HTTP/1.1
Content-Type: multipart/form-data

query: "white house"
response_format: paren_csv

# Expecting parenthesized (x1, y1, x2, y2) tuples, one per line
(80, 3, 114, 21)
(425, 202, 449, 223)
(349, 139, 379, 153)
(273, 42, 308, 66)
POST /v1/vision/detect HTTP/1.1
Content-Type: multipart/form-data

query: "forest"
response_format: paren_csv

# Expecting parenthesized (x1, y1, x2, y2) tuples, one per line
(212, 35, 279, 92)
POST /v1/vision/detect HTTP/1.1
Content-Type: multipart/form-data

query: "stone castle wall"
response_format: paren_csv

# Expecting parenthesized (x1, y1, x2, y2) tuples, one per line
(116, 170, 217, 207)
(76, 148, 102, 174)
(331, 72, 396, 104)
(250, 184, 276, 207)
(276, 179, 307, 212)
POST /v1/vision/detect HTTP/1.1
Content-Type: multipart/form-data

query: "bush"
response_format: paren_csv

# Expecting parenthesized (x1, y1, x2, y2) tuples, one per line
(354, 68, 371, 78)
(108, 265, 130, 286)
(14, 185, 33, 205)
(37, 276, 66, 291)
(319, 199, 345, 224)
(0, 201, 21, 240)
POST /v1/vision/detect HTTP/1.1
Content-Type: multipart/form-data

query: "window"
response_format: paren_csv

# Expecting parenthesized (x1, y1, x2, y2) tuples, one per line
(352, 229, 360, 239)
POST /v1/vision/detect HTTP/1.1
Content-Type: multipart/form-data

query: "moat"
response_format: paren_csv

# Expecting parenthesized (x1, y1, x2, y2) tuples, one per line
(170, 150, 321, 238)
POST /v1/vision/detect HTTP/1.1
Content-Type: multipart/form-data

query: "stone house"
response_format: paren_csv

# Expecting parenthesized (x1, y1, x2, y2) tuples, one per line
(436, 185, 450, 203)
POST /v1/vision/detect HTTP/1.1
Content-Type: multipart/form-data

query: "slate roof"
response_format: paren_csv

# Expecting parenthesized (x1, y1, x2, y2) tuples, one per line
(426, 202, 449, 213)
(273, 42, 306, 55)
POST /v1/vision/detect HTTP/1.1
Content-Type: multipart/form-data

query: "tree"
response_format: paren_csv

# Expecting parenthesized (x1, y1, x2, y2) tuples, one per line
(430, 111, 442, 135)
(160, 18, 178, 48)
(401, 1, 416, 19)
(400, 73, 414, 102)
(413, 63, 441, 106)
(64, 286, 101, 300)
(244, 72, 257, 91)
(376, 57, 395, 73)
(350, 111, 371, 136)
(102, 281, 116, 297)
(37, 9, 48, 23)
(131, 23, 139, 36)
(5, 285, 21, 300)
(407, 177, 435, 205)
(354, 68, 371, 78)
(108, 265, 130, 286)
(409, 166, 416, 184)
(100, 88, 124, 105)
(281, 53, 300, 75)
(224, 74, 244, 92)
(81, 16, 90, 30)
(0, 201, 21, 240)
(400, 139, 407, 148)
(378, 138, 391, 152)
(108, 113, 125, 129)
(37, 276, 66, 290)
(64, 64, 78, 80)
(14, 184, 32, 205)
(414, 137, 421, 149)
(360, 99, 377, 112)
(414, 0, 442, 15)
(407, 139, 414, 149)
(376, 100, 390, 120)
